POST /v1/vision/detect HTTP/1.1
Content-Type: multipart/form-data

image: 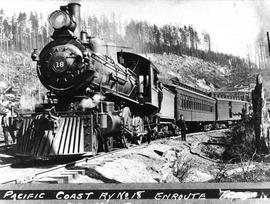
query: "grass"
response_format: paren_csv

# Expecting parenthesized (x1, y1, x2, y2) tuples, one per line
(173, 158, 193, 182)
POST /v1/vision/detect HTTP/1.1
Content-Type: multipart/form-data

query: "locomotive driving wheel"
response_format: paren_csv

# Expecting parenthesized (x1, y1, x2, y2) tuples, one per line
(121, 107, 133, 148)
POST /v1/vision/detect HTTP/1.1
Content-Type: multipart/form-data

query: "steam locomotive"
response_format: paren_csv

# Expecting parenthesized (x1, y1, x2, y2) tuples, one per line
(14, 3, 249, 159)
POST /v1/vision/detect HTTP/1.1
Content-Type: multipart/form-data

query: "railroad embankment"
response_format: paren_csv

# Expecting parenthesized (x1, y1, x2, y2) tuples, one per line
(66, 129, 270, 183)
(1, 128, 270, 183)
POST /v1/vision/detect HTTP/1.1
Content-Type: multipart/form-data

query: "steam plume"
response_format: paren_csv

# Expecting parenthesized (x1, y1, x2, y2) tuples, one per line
(80, 94, 105, 110)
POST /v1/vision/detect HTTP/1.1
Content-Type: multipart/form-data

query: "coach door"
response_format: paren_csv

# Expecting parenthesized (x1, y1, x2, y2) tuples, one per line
(229, 101, 232, 118)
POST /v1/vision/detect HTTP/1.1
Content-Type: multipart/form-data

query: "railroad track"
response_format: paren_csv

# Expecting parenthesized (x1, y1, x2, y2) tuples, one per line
(0, 129, 228, 184)
(0, 143, 147, 184)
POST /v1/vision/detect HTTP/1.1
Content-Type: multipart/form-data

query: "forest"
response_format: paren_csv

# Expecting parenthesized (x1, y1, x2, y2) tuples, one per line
(0, 9, 258, 87)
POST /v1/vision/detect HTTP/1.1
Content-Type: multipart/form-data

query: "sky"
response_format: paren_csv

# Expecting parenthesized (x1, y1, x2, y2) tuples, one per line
(0, 0, 269, 60)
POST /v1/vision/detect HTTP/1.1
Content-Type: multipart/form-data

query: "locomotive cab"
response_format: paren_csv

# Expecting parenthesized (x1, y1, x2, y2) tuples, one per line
(117, 52, 160, 114)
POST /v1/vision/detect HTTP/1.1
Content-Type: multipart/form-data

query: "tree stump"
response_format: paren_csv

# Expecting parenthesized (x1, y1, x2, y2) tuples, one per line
(251, 74, 270, 154)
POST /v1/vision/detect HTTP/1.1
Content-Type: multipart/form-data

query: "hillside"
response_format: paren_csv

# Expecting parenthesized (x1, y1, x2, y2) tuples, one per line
(143, 53, 231, 91)
(0, 51, 45, 110)
(0, 51, 36, 89)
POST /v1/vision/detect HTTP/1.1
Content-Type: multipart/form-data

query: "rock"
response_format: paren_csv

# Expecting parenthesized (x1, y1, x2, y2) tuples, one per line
(183, 168, 214, 182)
(162, 148, 178, 163)
(159, 147, 192, 183)
(159, 172, 179, 183)
(225, 164, 256, 176)
(94, 158, 157, 183)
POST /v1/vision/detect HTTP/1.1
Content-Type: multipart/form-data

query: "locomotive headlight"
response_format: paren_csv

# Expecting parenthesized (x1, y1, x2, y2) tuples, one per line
(49, 10, 71, 29)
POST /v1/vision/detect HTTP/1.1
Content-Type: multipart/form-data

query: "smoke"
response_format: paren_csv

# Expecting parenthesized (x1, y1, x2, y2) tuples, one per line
(20, 94, 39, 111)
(19, 82, 45, 111)
(80, 94, 105, 110)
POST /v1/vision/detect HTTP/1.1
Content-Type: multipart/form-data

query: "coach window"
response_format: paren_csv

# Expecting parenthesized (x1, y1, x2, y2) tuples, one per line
(182, 96, 185, 109)
(179, 95, 183, 108)
(185, 96, 187, 110)
(203, 102, 205, 111)
(182, 95, 184, 109)
(183, 95, 186, 109)
(181, 95, 184, 109)
(201, 102, 203, 111)
(186, 96, 189, 110)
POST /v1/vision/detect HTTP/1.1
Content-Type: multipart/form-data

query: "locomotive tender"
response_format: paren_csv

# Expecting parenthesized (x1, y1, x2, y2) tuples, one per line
(14, 3, 249, 159)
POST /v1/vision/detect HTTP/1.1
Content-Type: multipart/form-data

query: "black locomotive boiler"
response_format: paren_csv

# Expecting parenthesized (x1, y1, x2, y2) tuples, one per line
(15, 3, 162, 158)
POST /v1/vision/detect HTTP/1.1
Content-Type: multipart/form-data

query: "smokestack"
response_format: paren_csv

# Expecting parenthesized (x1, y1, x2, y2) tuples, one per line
(68, 3, 81, 39)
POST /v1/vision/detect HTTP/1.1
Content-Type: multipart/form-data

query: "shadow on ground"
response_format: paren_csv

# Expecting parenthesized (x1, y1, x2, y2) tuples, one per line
(69, 166, 120, 183)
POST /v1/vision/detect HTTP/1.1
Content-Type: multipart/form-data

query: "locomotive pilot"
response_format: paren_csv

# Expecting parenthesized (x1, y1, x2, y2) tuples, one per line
(176, 114, 188, 141)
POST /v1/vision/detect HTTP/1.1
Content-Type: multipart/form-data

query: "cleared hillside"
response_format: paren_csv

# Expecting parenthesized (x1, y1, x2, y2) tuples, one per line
(143, 53, 231, 91)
